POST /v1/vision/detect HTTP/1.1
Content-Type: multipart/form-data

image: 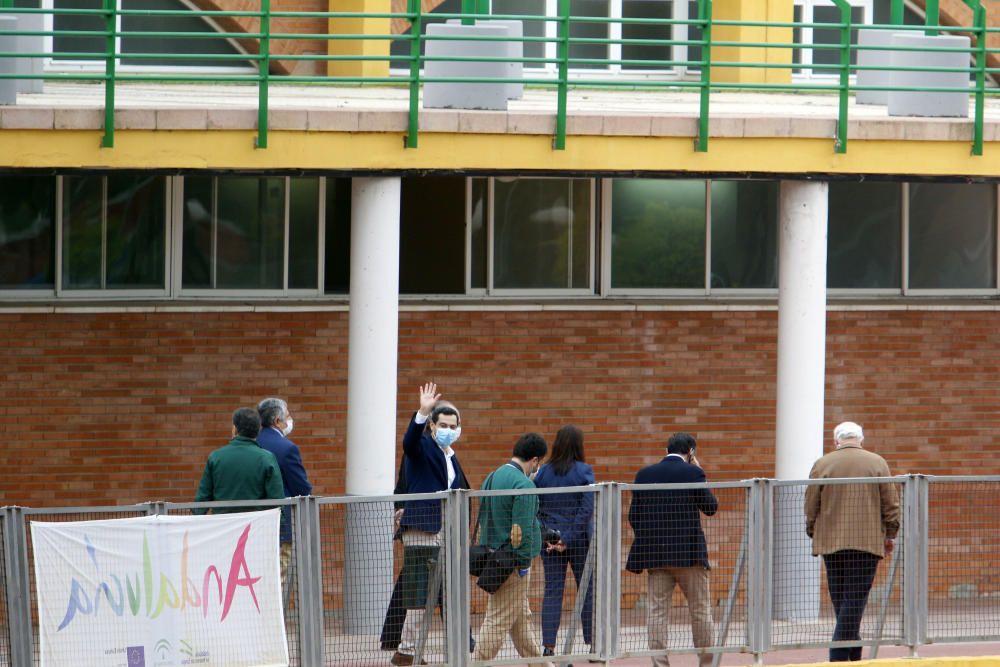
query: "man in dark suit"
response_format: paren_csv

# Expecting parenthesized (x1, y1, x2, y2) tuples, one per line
(626, 433, 718, 667)
(392, 384, 471, 666)
(256, 397, 313, 589)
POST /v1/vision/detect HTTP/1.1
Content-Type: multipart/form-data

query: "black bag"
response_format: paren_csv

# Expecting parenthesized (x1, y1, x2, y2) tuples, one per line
(468, 471, 517, 593)
(475, 543, 518, 594)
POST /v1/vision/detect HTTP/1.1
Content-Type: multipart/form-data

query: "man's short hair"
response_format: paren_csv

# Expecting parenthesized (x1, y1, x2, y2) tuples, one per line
(513, 432, 548, 461)
(257, 397, 288, 428)
(233, 407, 261, 439)
(430, 402, 460, 424)
(667, 432, 697, 455)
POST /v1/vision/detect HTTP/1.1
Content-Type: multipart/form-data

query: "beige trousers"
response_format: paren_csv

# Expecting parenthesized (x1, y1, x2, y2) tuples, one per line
(474, 569, 554, 667)
(647, 566, 715, 667)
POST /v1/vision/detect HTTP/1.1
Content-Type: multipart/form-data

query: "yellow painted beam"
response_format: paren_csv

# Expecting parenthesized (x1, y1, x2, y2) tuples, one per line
(3, 130, 1000, 178)
(711, 0, 792, 85)
(327, 0, 393, 79)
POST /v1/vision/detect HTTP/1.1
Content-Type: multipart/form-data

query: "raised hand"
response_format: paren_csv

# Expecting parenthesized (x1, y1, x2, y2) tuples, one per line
(418, 382, 441, 416)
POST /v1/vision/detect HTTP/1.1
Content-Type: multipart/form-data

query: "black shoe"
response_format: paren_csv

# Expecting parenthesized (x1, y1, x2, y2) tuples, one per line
(543, 647, 555, 657)
(469, 636, 476, 653)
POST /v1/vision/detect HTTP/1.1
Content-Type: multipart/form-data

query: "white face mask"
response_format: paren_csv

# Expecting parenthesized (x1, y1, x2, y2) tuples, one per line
(281, 417, 294, 437)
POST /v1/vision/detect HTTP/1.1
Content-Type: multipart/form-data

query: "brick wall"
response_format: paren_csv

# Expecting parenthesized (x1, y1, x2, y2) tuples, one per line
(4, 307, 1000, 509)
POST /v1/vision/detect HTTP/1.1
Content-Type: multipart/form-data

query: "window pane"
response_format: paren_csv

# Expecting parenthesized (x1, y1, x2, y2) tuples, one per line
(325, 177, 351, 294)
(570, 0, 609, 69)
(120, 0, 251, 68)
(827, 181, 901, 289)
(688, 0, 702, 69)
(53, 0, 104, 61)
(622, 0, 672, 70)
(288, 177, 319, 290)
(182, 176, 213, 289)
(811, 6, 865, 68)
(611, 179, 705, 289)
(62, 175, 103, 290)
(493, 178, 591, 290)
(908, 183, 996, 289)
(400, 177, 465, 294)
(470, 178, 487, 289)
(0, 174, 55, 289)
(492, 0, 547, 63)
(710, 180, 778, 289)
(105, 174, 166, 289)
(216, 177, 285, 290)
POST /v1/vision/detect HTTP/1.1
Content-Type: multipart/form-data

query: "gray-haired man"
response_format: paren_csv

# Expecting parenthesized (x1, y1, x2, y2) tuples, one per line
(257, 397, 313, 583)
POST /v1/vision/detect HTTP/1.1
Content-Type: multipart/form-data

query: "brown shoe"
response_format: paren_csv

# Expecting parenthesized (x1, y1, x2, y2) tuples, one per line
(390, 652, 426, 666)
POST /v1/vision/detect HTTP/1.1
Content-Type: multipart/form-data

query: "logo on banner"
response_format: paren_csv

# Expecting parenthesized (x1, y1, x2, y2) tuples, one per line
(126, 645, 145, 666)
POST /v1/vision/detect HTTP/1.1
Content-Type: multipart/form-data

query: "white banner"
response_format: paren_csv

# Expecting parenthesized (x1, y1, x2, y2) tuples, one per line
(32, 510, 288, 667)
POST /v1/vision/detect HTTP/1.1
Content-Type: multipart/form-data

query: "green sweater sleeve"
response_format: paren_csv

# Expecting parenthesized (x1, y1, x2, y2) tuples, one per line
(264, 457, 284, 500)
(511, 490, 539, 564)
(193, 459, 214, 515)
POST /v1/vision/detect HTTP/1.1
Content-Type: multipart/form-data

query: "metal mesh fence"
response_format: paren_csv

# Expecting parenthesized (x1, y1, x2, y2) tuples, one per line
(926, 479, 1000, 642)
(23, 507, 149, 666)
(469, 485, 600, 665)
(319, 494, 448, 666)
(769, 479, 905, 656)
(619, 482, 750, 663)
(0, 513, 9, 667)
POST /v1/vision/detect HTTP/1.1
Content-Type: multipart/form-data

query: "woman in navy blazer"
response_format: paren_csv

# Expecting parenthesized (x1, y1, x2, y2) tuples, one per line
(534, 425, 595, 655)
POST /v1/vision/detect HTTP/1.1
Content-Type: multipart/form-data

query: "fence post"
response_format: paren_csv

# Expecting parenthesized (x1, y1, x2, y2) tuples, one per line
(747, 479, 773, 661)
(695, 0, 712, 152)
(902, 475, 925, 656)
(925, 0, 940, 36)
(890, 0, 904, 25)
(101, 0, 115, 148)
(405, 0, 422, 149)
(832, 0, 850, 154)
(256, 0, 270, 149)
(443, 489, 470, 667)
(296, 496, 324, 666)
(597, 482, 621, 662)
(553, 0, 569, 150)
(969, 2, 985, 156)
(3, 507, 33, 667)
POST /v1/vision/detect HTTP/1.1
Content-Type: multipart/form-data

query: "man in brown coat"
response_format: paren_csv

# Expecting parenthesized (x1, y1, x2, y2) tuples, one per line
(804, 421, 900, 662)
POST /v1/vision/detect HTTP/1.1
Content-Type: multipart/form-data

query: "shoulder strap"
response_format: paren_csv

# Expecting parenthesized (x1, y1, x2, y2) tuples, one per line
(473, 471, 497, 540)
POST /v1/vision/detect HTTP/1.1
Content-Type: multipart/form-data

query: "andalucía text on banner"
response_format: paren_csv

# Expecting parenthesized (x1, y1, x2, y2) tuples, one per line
(31, 509, 288, 667)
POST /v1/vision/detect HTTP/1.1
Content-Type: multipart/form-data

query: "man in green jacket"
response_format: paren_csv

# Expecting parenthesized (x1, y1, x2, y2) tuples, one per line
(194, 407, 284, 513)
(474, 432, 553, 666)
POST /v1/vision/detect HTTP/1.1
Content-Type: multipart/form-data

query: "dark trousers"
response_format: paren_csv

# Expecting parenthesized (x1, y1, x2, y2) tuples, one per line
(823, 549, 880, 662)
(541, 542, 594, 649)
(380, 572, 474, 652)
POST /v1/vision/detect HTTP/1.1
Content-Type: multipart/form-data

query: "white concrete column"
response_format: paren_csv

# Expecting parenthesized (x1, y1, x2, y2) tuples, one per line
(773, 180, 828, 620)
(344, 176, 401, 633)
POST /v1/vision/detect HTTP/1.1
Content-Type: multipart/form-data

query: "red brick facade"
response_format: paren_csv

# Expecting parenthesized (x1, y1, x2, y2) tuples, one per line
(3, 307, 999, 509)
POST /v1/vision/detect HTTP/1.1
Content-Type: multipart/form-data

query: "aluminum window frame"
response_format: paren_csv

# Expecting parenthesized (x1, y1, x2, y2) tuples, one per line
(792, 0, 874, 81)
(175, 175, 327, 299)
(40, 0, 257, 75)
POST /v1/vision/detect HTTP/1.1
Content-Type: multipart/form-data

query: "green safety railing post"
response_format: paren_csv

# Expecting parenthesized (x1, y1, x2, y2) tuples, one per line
(832, 0, 850, 154)
(256, 0, 270, 149)
(925, 0, 940, 36)
(553, 0, 569, 150)
(405, 0, 422, 148)
(890, 0, 904, 25)
(694, 0, 712, 153)
(461, 0, 476, 26)
(964, 0, 986, 156)
(102, 0, 115, 148)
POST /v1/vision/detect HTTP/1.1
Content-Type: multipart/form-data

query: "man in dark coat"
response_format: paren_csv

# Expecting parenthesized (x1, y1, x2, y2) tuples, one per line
(256, 397, 313, 587)
(626, 432, 718, 667)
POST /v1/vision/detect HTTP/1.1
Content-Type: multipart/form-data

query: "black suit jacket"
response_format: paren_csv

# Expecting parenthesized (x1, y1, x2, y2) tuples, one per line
(625, 456, 718, 572)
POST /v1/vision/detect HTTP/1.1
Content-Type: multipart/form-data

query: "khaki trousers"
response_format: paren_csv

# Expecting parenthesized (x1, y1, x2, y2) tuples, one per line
(474, 570, 553, 667)
(647, 566, 714, 667)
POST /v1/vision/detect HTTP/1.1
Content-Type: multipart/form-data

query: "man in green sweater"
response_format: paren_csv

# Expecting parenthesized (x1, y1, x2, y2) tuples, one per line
(194, 407, 284, 513)
(474, 432, 553, 666)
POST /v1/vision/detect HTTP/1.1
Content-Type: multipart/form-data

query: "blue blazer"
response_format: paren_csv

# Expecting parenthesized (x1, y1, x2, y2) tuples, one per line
(257, 426, 313, 543)
(400, 413, 469, 534)
(625, 456, 718, 572)
(533, 461, 595, 550)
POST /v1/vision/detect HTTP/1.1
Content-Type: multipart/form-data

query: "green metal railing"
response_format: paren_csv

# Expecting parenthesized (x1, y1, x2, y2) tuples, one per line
(0, 2, 994, 155)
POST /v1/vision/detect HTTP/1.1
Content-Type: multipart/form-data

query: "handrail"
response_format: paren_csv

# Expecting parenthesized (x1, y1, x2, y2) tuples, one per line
(0, 4, 992, 157)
